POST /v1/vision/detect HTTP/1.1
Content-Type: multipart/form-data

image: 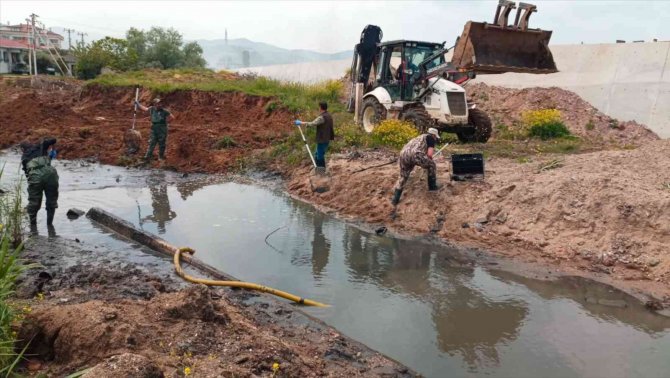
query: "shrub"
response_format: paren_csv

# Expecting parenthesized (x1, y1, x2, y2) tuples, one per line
(522, 109, 571, 140)
(213, 136, 237, 149)
(528, 122, 572, 140)
(371, 120, 419, 150)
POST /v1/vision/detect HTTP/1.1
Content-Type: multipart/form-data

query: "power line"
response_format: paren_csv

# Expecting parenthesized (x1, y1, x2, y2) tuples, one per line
(77, 31, 87, 46)
(65, 28, 75, 50)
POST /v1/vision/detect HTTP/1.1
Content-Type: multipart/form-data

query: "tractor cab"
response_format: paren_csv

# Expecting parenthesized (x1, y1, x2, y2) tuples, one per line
(374, 40, 446, 101)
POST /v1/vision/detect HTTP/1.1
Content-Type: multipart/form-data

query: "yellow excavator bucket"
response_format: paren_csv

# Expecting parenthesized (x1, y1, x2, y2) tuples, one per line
(450, 1, 558, 74)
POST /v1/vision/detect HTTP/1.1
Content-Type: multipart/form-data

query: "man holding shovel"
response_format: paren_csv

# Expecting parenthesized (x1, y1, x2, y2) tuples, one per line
(135, 98, 175, 163)
(294, 102, 335, 170)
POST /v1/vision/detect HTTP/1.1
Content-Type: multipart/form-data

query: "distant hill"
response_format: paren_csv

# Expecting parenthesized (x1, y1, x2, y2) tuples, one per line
(196, 38, 352, 69)
(46, 29, 352, 69)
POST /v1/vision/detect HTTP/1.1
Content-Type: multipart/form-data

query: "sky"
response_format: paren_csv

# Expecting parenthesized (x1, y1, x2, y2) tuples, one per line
(1, 0, 668, 52)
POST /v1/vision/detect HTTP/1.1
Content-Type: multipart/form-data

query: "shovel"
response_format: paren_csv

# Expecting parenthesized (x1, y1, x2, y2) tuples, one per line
(296, 124, 318, 170)
(297, 124, 330, 192)
(124, 86, 142, 155)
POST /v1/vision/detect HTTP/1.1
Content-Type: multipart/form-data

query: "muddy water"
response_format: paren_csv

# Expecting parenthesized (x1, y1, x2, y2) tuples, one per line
(2, 152, 670, 378)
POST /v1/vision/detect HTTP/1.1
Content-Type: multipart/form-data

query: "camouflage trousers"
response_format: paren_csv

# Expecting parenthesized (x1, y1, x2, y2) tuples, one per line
(26, 165, 59, 217)
(394, 151, 436, 191)
(145, 123, 168, 160)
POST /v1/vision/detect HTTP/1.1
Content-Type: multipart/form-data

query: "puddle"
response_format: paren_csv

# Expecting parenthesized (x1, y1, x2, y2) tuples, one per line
(2, 152, 670, 378)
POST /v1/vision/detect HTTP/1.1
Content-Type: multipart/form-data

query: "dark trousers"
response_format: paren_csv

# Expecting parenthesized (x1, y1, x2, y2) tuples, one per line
(145, 123, 168, 160)
(314, 142, 329, 168)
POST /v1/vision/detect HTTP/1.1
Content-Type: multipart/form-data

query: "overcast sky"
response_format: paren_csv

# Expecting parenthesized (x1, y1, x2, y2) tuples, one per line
(1, 0, 668, 52)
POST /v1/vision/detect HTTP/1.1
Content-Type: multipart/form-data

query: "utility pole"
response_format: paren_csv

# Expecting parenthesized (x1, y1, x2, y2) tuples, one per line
(65, 28, 75, 50)
(30, 13, 39, 76)
(77, 31, 87, 46)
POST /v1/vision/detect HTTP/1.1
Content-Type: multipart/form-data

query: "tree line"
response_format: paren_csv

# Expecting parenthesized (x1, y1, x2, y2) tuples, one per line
(73, 26, 207, 79)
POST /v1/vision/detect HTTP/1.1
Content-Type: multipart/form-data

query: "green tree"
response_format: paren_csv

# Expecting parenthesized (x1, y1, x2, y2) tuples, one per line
(74, 27, 206, 78)
(73, 37, 137, 79)
(182, 42, 207, 68)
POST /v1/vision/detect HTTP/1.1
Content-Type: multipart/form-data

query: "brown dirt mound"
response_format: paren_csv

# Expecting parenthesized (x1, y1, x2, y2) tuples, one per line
(0, 81, 294, 173)
(467, 83, 659, 144)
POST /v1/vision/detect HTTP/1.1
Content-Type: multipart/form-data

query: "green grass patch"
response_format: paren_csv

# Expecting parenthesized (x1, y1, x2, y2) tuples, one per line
(89, 68, 344, 113)
(213, 136, 238, 149)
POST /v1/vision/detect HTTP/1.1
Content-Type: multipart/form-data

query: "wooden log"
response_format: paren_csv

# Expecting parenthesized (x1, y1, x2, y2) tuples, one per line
(86, 207, 237, 281)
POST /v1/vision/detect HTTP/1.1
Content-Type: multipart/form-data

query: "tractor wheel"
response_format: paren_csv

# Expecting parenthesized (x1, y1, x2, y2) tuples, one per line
(401, 106, 432, 133)
(457, 108, 492, 143)
(361, 97, 387, 133)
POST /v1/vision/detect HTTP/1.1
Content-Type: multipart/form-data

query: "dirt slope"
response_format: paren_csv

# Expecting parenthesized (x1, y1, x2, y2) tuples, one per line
(286, 141, 670, 301)
(0, 79, 293, 172)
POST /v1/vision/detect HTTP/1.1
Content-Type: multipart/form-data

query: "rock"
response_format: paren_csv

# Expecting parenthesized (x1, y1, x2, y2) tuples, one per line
(83, 353, 163, 378)
(648, 258, 661, 267)
(309, 173, 331, 193)
(495, 212, 508, 224)
(461, 223, 470, 228)
(375, 226, 387, 236)
(66, 208, 85, 219)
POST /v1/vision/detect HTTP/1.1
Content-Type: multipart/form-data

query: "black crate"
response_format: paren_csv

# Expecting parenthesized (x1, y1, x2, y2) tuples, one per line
(451, 153, 484, 180)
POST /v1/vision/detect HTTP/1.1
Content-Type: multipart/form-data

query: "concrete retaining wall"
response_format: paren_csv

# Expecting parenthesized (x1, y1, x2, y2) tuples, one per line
(475, 42, 670, 138)
(236, 42, 670, 137)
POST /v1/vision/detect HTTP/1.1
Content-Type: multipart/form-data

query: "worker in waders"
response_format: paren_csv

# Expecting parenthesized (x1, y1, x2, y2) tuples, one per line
(392, 128, 441, 205)
(294, 101, 335, 169)
(135, 98, 175, 163)
(20, 138, 59, 228)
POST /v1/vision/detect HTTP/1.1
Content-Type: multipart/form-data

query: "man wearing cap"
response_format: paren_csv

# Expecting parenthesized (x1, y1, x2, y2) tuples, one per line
(135, 98, 175, 163)
(392, 127, 441, 205)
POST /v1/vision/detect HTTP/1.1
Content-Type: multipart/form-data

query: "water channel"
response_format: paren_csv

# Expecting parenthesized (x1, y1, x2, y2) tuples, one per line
(2, 151, 670, 378)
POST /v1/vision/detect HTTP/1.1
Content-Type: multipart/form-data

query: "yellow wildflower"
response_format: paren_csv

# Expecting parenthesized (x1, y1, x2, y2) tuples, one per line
(22, 306, 32, 313)
(36, 292, 45, 301)
(272, 362, 280, 373)
(184, 366, 192, 376)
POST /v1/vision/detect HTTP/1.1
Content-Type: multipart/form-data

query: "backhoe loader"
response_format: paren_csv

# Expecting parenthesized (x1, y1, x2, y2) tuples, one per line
(347, 1, 557, 143)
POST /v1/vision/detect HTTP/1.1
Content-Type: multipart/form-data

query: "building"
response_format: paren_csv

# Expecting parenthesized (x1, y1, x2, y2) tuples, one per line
(0, 24, 66, 74)
(0, 24, 63, 49)
(0, 38, 29, 74)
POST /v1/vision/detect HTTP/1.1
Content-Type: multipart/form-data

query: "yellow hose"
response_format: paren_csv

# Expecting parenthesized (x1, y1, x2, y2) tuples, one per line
(174, 247, 329, 307)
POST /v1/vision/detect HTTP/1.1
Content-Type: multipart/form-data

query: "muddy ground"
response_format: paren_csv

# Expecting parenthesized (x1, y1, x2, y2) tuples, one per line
(13, 236, 413, 377)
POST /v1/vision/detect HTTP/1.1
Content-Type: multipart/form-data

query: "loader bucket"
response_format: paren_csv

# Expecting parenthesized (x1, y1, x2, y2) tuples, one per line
(450, 21, 557, 74)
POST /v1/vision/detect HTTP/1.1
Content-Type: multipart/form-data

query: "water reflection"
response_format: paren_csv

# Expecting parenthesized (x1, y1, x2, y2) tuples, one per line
(311, 214, 330, 279)
(492, 270, 670, 335)
(339, 226, 528, 369)
(431, 257, 527, 369)
(142, 173, 176, 234)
